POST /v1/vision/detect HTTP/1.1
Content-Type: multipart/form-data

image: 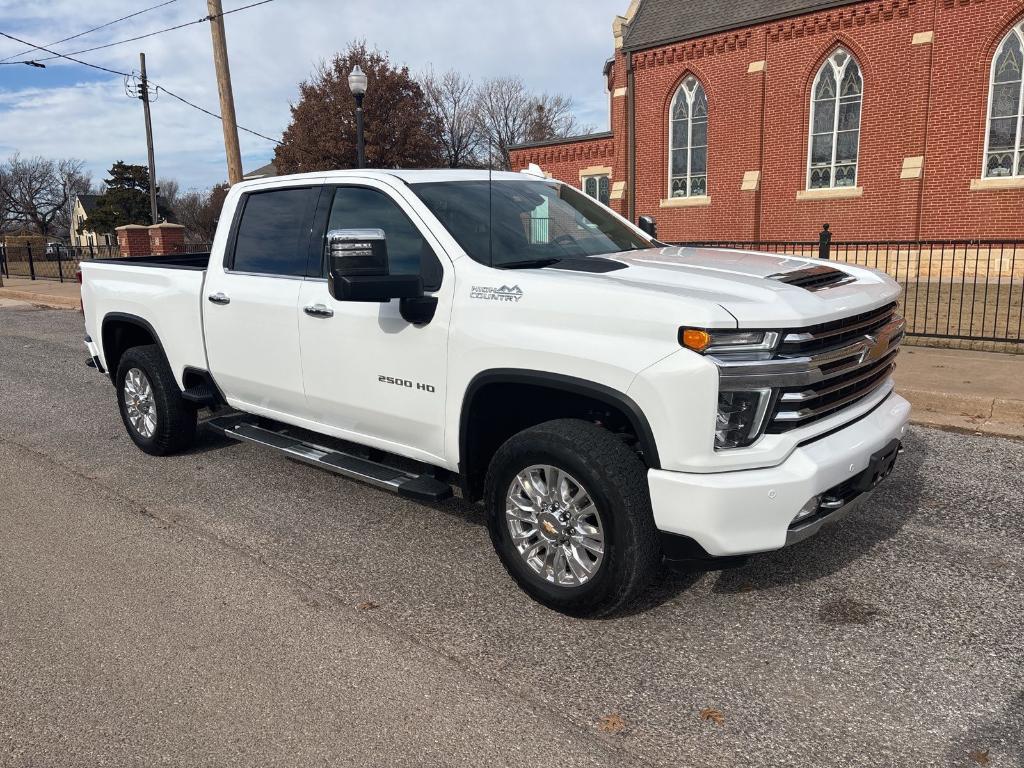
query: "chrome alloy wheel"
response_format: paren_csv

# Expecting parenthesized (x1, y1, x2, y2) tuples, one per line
(505, 465, 605, 587)
(123, 367, 157, 439)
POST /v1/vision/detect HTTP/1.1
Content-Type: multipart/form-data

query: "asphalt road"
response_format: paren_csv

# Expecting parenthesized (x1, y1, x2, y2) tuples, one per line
(1, 304, 1022, 767)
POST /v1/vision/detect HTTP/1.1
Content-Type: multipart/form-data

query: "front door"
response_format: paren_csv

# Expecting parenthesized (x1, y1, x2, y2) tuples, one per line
(203, 183, 320, 418)
(296, 180, 452, 464)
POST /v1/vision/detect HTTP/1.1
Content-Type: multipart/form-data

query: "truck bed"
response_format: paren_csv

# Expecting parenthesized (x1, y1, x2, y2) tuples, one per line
(90, 252, 209, 270)
(80, 256, 210, 388)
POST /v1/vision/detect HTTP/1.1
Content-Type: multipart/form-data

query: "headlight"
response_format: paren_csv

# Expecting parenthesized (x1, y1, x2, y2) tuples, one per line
(679, 328, 779, 355)
(715, 389, 772, 449)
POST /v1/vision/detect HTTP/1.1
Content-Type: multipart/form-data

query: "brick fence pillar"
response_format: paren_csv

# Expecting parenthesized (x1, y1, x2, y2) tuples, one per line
(148, 223, 186, 255)
(115, 224, 152, 257)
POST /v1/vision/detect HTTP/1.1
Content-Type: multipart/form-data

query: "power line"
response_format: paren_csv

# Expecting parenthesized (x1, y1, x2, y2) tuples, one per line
(0, 16, 324, 165)
(0, 29, 286, 150)
(157, 85, 284, 146)
(0, 30, 130, 76)
(1, 0, 278, 65)
(0, 0, 179, 63)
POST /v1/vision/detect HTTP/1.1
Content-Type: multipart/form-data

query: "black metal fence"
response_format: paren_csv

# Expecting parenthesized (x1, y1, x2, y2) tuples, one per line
(0, 241, 212, 282)
(673, 229, 1024, 345)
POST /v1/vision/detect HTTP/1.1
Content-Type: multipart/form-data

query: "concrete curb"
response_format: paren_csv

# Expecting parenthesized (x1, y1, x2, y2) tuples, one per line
(0, 289, 80, 310)
(901, 387, 1024, 440)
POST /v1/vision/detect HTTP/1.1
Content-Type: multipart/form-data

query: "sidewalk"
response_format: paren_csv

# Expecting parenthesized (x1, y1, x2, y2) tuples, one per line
(1, 276, 1021, 438)
(895, 346, 1024, 439)
(0, 276, 81, 309)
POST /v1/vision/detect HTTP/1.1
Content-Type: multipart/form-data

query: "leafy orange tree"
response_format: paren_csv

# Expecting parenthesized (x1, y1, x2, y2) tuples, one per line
(275, 42, 442, 173)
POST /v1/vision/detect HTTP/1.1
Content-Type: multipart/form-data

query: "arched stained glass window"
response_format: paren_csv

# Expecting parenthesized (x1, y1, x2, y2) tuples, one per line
(807, 49, 863, 189)
(669, 76, 708, 197)
(984, 21, 1024, 178)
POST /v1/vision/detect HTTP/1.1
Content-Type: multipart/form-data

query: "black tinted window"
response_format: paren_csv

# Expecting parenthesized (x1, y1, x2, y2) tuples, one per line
(232, 188, 315, 276)
(411, 180, 650, 268)
(326, 187, 442, 289)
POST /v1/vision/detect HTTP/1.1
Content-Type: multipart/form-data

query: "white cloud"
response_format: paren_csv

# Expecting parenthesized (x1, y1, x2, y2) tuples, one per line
(0, 0, 625, 189)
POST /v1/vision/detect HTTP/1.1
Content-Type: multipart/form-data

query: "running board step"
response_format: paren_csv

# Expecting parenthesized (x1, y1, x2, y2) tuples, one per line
(205, 415, 453, 502)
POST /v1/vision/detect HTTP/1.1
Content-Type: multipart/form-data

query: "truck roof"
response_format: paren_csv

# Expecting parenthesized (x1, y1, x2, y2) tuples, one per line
(233, 168, 537, 191)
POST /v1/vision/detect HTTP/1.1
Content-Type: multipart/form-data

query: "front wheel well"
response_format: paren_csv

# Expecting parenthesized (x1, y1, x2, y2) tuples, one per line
(458, 375, 658, 502)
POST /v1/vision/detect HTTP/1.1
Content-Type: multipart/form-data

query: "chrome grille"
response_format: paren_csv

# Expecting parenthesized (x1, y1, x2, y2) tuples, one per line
(766, 303, 904, 432)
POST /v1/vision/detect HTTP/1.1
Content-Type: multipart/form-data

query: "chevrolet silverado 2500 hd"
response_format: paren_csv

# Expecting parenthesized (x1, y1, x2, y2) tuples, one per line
(81, 169, 909, 615)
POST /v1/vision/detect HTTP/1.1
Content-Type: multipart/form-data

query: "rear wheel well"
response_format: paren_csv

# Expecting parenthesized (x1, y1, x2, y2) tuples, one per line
(101, 317, 160, 384)
(459, 376, 657, 502)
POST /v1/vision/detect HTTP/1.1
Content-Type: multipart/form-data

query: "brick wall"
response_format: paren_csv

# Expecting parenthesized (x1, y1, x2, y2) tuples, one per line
(509, 0, 1024, 242)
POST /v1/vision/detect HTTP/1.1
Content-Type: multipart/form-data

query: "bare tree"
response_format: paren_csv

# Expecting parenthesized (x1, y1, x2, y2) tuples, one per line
(472, 77, 590, 169)
(525, 93, 583, 143)
(174, 183, 228, 244)
(157, 178, 180, 211)
(421, 68, 483, 168)
(0, 154, 90, 239)
(473, 76, 534, 170)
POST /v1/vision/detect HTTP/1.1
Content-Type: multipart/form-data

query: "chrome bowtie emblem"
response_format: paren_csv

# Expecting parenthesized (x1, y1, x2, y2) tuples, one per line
(860, 330, 889, 364)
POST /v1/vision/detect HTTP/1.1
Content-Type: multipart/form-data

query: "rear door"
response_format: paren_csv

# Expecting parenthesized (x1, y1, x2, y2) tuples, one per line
(296, 179, 452, 463)
(203, 182, 321, 418)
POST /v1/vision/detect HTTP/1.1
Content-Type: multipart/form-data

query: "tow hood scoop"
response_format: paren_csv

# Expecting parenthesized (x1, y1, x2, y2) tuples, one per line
(768, 264, 854, 291)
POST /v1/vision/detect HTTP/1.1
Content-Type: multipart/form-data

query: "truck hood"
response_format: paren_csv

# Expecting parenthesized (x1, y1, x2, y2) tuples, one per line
(557, 246, 901, 327)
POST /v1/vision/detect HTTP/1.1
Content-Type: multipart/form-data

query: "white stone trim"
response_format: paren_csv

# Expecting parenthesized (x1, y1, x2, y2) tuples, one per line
(660, 195, 711, 208)
(796, 186, 864, 200)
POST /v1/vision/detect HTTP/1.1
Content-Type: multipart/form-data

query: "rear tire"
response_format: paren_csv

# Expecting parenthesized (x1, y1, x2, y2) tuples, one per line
(484, 419, 660, 617)
(116, 345, 197, 456)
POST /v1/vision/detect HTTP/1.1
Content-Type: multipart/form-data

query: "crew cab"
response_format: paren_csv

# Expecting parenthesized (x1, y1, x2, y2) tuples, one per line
(80, 169, 910, 615)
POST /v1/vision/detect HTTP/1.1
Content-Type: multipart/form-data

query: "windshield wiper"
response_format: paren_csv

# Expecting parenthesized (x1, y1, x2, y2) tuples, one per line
(496, 257, 562, 270)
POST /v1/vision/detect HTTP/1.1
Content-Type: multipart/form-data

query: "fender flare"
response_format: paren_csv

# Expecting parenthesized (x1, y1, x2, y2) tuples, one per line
(100, 312, 170, 384)
(458, 368, 661, 470)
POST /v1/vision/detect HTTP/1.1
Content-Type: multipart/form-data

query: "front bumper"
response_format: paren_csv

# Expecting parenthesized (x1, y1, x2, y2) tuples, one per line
(648, 392, 911, 556)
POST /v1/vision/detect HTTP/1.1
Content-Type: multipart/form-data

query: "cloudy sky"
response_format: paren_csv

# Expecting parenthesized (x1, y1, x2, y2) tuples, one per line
(0, 0, 626, 191)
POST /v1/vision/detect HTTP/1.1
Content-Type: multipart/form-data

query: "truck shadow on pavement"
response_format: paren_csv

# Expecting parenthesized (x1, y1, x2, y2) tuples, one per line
(710, 428, 928, 595)
(409, 428, 929, 616)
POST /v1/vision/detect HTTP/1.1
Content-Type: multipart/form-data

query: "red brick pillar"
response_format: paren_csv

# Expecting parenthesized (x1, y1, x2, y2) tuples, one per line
(115, 224, 152, 257)
(148, 223, 185, 255)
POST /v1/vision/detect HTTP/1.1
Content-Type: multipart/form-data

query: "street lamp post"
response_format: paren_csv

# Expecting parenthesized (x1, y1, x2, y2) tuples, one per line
(348, 64, 368, 169)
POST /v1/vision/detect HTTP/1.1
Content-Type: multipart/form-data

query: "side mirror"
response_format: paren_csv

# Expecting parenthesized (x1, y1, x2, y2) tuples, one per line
(637, 215, 658, 239)
(326, 228, 423, 302)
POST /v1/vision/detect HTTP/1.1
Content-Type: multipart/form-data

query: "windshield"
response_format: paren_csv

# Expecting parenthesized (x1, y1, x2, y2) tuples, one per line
(411, 179, 652, 268)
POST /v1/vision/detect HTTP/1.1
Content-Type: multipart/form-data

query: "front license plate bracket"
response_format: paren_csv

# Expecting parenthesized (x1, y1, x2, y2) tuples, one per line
(852, 438, 901, 493)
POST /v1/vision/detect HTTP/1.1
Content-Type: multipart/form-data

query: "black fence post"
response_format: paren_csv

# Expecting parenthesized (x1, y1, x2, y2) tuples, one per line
(27, 242, 36, 280)
(818, 224, 832, 260)
(57, 244, 65, 282)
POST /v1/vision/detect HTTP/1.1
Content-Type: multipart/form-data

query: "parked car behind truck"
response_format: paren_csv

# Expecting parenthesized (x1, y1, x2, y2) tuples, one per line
(80, 169, 910, 615)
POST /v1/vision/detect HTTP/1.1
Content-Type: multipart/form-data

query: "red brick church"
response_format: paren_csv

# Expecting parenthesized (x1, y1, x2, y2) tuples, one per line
(508, 0, 1024, 242)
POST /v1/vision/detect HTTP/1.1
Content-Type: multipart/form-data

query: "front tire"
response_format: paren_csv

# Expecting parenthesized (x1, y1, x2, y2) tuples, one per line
(116, 345, 197, 456)
(484, 419, 660, 617)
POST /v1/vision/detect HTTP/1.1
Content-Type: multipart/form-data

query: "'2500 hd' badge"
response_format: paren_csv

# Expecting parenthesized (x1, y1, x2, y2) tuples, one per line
(470, 285, 523, 302)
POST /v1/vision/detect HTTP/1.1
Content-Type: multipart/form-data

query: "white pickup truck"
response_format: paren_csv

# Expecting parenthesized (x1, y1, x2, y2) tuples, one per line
(81, 169, 910, 615)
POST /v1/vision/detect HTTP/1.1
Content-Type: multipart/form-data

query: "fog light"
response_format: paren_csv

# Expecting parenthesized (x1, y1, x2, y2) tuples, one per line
(792, 496, 820, 523)
(715, 389, 772, 449)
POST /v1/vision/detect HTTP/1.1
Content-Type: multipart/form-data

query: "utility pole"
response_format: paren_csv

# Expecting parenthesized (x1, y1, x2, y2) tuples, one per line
(139, 52, 159, 224)
(207, 0, 243, 185)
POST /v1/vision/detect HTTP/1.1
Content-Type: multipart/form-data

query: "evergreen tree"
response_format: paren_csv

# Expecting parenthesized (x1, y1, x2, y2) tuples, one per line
(86, 161, 171, 234)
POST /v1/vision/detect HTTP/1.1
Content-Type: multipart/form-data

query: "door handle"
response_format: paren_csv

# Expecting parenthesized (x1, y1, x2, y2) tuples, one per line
(303, 303, 334, 318)
(207, 292, 231, 305)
